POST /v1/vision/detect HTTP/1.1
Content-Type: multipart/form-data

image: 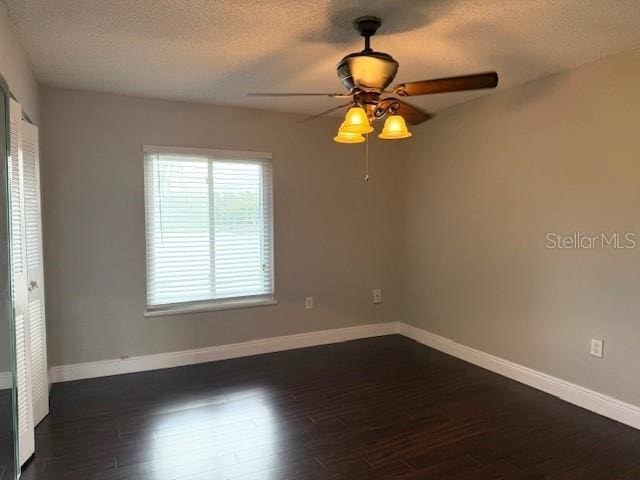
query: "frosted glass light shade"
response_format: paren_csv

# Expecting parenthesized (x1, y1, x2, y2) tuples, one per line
(378, 115, 412, 139)
(341, 107, 373, 134)
(334, 125, 366, 143)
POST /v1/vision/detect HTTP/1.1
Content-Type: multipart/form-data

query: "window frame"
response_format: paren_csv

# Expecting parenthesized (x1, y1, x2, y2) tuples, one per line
(142, 145, 276, 316)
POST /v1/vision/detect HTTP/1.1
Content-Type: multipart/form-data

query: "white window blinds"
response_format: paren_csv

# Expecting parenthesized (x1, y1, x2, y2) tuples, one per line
(144, 147, 274, 310)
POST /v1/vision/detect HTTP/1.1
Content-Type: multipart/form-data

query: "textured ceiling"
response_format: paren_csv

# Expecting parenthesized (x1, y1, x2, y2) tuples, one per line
(3, 0, 640, 117)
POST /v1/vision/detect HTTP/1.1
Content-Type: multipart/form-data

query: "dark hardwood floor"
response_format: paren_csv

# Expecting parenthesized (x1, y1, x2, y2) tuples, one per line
(1, 389, 16, 480)
(21, 335, 640, 479)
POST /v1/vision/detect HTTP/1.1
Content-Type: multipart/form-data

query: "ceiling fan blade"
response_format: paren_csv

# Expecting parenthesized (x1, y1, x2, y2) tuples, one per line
(247, 92, 351, 99)
(378, 98, 433, 125)
(393, 72, 499, 97)
(299, 102, 353, 123)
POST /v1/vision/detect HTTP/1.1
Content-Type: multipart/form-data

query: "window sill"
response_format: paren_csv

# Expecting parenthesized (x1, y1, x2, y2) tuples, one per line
(144, 297, 278, 317)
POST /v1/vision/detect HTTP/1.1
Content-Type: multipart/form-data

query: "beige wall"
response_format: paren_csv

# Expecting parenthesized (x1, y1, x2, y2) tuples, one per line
(0, 3, 38, 123)
(399, 48, 640, 406)
(40, 87, 401, 366)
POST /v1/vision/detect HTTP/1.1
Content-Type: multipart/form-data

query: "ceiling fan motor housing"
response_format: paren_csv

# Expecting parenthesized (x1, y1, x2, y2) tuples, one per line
(337, 51, 399, 92)
(337, 15, 399, 93)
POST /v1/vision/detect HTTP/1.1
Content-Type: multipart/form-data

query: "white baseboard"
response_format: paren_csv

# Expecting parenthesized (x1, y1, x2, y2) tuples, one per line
(0, 371, 11, 390)
(398, 322, 640, 431)
(47, 320, 640, 431)
(49, 322, 400, 383)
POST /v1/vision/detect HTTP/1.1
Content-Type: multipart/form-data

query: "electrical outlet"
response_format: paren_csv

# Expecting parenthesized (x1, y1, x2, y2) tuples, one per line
(590, 339, 604, 358)
(372, 289, 382, 304)
(305, 297, 314, 309)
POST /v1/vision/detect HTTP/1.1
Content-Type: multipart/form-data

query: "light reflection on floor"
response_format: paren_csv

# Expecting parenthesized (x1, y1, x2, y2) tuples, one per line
(147, 387, 282, 479)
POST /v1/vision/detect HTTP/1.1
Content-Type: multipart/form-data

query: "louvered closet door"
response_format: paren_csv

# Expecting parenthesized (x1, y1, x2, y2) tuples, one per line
(22, 120, 49, 426)
(9, 99, 35, 465)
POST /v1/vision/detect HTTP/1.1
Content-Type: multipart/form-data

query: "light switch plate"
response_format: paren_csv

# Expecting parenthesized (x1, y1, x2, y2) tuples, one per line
(305, 297, 314, 309)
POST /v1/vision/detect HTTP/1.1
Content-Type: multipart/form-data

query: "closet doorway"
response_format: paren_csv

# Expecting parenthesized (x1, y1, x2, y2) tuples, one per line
(0, 73, 17, 480)
(7, 96, 49, 468)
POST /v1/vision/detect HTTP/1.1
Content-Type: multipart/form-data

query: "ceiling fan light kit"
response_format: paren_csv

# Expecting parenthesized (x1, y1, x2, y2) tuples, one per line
(248, 15, 499, 145)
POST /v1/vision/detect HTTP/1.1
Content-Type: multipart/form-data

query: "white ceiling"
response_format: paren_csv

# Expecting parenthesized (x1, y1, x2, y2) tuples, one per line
(4, 0, 640, 117)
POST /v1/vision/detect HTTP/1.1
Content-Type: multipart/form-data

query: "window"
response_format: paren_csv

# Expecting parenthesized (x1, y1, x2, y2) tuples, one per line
(143, 146, 274, 315)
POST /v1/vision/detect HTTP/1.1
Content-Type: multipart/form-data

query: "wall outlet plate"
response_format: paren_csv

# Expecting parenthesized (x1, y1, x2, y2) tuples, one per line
(590, 339, 604, 358)
(305, 297, 314, 309)
(372, 289, 382, 304)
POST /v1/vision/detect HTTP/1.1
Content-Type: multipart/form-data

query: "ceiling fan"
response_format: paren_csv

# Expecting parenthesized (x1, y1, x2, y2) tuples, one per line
(249, 16, 499, 143)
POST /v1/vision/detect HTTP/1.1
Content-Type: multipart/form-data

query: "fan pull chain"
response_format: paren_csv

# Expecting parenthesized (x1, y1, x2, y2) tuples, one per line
(364, 133, 370, 182)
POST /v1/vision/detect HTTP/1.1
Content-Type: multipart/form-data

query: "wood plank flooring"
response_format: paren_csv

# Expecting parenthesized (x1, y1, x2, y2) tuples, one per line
(1, 390, 16, 480)
(21, 335, 640, 479)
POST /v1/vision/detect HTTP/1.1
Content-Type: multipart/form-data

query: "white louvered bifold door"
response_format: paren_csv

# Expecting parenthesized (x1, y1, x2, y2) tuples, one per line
(9, 99, 35, 465)
(22, 120, 49, 426)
